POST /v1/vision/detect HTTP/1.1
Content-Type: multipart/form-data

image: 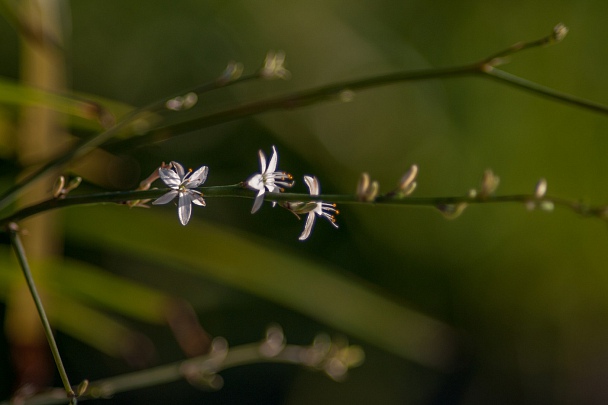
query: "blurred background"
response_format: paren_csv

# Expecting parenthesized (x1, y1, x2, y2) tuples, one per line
(2, 0, 608, 404)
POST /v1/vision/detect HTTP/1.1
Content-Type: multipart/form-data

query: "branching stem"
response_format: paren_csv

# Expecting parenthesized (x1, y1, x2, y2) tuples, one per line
(3, 331, 362, 405)
(1, 24, 606, 213)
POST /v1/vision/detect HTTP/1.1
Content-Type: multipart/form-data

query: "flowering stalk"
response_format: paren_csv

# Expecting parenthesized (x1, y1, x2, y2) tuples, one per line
(2, 181, 608, 233)
(3, 23, 606, 215)
(3, 327, 363, 405)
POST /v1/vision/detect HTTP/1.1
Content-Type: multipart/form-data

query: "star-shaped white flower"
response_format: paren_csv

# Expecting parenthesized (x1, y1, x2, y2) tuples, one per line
(152, 161, 208, 226)
(246, 146, 293, 214)
(282, 175, 339, 241)
(299, 176, 339, 240)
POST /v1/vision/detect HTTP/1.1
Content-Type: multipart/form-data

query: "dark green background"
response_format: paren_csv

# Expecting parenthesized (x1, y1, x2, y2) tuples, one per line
(2, 1, 608, 404)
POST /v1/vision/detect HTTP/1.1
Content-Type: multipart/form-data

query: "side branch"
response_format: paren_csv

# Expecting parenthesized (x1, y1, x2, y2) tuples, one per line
(3, 24, 606, 211)
(6, 328, 363, 405)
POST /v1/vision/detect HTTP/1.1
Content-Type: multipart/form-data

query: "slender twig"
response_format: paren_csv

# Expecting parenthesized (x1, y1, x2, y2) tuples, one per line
(2, 25, 607, 214)
(8, 223, 76, 403)
(482, 67, 608, 115)
(107, 24, 608, 152)
(1, 181, 606, 229)
(0, 65, 257, 213)
(119, 64, 477, 151)
(4, 330, 363, 405)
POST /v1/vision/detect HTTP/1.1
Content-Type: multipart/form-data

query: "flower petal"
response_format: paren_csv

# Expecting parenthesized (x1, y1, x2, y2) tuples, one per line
(159, 168, 181, 189)
(267, 145, 278, 173)
(192, 195, 206, 206)
(152, 190, 178, 205)
(188, 190, 206, 207)
(298, 212, 316, 241)
(303, 175, 320, 196)
(247, 174, 264, 191)
(258, 149, 267, 174)
(265, 183, 279, 193)
(172, 161, 186, 179)
(187, 165, 209, 188)
(251, 189, 265, 213)
(178, 193, 193, 225)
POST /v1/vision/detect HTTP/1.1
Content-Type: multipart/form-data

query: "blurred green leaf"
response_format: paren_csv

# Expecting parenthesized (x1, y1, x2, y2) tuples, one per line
(65, 205, 457, 370)
(0, 76, 133, 130)
(0, 251, 154, 358)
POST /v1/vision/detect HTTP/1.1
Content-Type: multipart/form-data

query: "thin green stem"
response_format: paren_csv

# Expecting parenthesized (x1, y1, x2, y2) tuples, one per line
(1, 183, 606, 229)
(8, 224, 75, 401)
(2, 332, 362, 405)
(0, 68, 258, 213)
(482, 67, 608, 114)
(3, 25, 607, 215)
(124, 64, 477, 149)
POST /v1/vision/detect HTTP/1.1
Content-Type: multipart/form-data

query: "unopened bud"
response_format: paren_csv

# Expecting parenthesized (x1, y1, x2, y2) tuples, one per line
(552, 23, 568, 43)
(260, 50, 290, 80)
(52, 176, 66, 198)
(76, 379, 89, 397)
(356, 172, 379, 202)
(219, 61, 244, 84)
(479, 169, 499, 198)
(534, 178, 547, 199)
(398, 165, 418, 195)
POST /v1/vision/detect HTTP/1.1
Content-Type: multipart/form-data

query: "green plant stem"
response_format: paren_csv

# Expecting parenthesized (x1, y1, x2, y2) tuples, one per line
(3, 25, 608, 213)
(8, 224, 75, 401)
(483, 67, 608, 115)
(1, 184, 606, 229)
(131, 65, 477, 147)
(0, 69, 258, 213)
(1, 337, 359, 405)
(108, 58, 608, 153)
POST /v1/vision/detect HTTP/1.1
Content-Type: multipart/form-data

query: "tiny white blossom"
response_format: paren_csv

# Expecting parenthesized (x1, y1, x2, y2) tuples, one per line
(283, 175, 338, 241)
(152, 161, 208, 226)
(246, 146, 293, 214)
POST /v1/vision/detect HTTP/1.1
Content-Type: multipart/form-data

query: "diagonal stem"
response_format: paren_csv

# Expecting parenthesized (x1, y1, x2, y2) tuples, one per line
(482, 67, 608, 114)
(3, 24, 607, 214)
(0, 69, 258, 213)
(8, 223, 75, 402)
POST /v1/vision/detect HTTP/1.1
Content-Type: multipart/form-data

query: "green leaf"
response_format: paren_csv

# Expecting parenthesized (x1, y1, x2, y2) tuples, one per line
(0, 251, 155, 358)
(0, 76, 133, 129)
(65, 205, 457, 370)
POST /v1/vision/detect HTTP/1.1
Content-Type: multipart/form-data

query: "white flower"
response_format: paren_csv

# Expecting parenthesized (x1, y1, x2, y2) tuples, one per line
(246, 146, 293, 214)
(152, 161, 208, 225)
(283, 175, 338, 241)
